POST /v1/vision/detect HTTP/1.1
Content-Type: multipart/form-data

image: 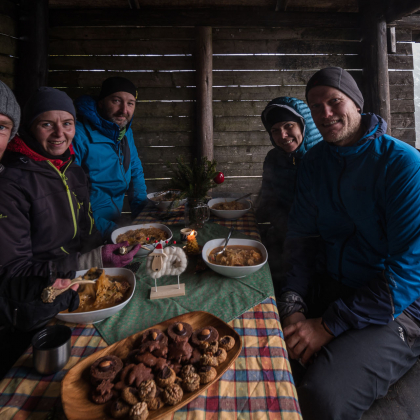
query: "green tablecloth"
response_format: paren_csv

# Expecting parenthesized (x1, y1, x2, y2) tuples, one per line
(95, 223, 274, 344)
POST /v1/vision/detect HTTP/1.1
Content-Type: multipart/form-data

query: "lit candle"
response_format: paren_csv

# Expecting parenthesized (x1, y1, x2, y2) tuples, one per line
(185, 230, 199, 255)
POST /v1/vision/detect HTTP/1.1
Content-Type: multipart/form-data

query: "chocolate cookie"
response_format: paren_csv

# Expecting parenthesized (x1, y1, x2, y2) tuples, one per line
(154, 357, 168, 372)
(167, 340, 193, 364)
(135, 352, 157, 368)
(91, 380, 114, 404)
(90, 355, 123, 382)
(110, 398, 131, 419)
(138, 328, 168, 347)
(168, 362, 182, 375)
(219, 335, 235, 351)
(121, 363, 154, 388)
(191, 326, 219, 348)
(155, 366, 176, 388)
(200, 353, 218, 367)
(163, 383, 183, 405)
(189, 348, 201, 365)
(214, 348, 227, 364)
(129, 402, 149, 420)
(198, 366, 217, 384)
(180, 364, 196, 380)
(167, 322, 193, 343)
(122, 387, 140, 405)
(138, 379, 157, 402)
(182, 373, 200, 393)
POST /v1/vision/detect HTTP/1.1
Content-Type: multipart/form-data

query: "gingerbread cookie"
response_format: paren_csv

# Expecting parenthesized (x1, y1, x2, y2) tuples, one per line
(182, 373, 200, 393)
(198, 366, 217, 384)
(155, 366, 176, 388)
(219, 336, 235, 351)
(91, 381, 114, 404)
(163, 383, 183, 405)
(214, 348, 227, 364)
(138, 379, 157, 402)
(167, 340, 193, 364)
(191, 326, 219, 348)
(90, 355, 123, 382)
(121, 363, 154, 388)
(129, 402, 149, 420)
(189, 348, 201, 365)
(135, 352, 158, 368)
(167, 322, 193, 343)
(110, 398, 131, 419)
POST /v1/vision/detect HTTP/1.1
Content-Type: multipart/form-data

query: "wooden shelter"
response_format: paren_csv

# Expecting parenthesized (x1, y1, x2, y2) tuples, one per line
(1, 0, 420, 198)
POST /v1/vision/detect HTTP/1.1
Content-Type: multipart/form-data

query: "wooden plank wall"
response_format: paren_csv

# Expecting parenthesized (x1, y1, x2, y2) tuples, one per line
(0, 0, 18, 89)
(48, 22, 416, 197)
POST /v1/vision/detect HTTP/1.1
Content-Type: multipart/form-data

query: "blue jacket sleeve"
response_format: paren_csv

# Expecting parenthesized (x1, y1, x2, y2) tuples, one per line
(126, 130, 147, 218)
(323, 159, 420, 336)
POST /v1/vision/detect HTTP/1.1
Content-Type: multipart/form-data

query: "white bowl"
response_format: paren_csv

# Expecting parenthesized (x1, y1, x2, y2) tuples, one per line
(202, 238, 267, 278)
(55, 267, 136, 324)
(147, 191, 187, 211)
(208, 198, 251, 220)
(111, 224, 173, 257)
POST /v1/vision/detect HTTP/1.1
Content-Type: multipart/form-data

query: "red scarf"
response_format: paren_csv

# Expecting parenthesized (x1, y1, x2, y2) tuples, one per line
(7, 136, 74, 170)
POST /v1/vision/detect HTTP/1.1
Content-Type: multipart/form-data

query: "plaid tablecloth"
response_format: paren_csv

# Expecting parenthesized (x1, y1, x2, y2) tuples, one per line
(0, 298, 301, 420)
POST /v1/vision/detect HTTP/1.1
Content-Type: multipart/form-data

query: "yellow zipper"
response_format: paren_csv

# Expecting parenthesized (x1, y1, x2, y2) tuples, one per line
(88, 202, 94, 235)
(47, 160, 77, 239)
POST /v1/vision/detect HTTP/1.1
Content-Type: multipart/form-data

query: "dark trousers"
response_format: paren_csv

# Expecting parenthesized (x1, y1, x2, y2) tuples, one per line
(290, 277, 420, 420)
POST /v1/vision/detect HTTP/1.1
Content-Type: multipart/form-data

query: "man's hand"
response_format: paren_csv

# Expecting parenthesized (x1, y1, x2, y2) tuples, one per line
(283, 317, 334, 365)
(52, 278, 79, 292)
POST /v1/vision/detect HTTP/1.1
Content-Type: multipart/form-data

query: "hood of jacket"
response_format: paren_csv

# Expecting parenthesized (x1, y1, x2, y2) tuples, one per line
(261, 97, 323, 159)
(75, 95, 133, 142)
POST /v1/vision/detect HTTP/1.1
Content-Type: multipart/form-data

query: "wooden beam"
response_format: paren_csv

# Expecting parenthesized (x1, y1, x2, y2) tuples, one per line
(391, 14, 420, 29)
(49, 8, 360, 28)
(386, 0, 420, 23)
(359, 1, 391, 134)
(387, 26, 397, 53)
(195, 27, 213, 161)
(15, 0, 49, 108)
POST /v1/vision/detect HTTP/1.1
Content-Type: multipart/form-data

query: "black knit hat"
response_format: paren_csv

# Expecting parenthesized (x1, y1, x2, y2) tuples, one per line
(305, 67, 364, 112)
(98, 77, 137, 101)
(265, 107, 302, 130)
(23, 87, 76, 128)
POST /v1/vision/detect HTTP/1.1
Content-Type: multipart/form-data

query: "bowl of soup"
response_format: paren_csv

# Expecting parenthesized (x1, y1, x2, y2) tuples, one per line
(147, 191, 187, 211)
(208, 198, 251, 220)
(202, 238, 268, 278)
(55, 267, 136, 324)
(111, 223, 173, 257)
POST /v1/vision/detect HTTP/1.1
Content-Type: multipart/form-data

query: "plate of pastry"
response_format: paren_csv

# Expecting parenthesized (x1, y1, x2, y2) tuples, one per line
(61, 311, 242, 420)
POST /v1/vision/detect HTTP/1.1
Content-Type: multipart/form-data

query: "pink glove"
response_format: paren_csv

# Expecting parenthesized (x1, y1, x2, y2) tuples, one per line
(53, 278, 79, 292)
(101, 241, 141, 267)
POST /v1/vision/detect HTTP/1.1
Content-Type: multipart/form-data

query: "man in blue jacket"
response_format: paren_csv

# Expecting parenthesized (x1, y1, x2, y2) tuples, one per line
(73, 77, 147, 238)
(279, 67, 420, 419)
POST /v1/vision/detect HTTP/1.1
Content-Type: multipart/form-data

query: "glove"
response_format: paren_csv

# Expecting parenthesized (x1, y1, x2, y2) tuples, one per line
(101, 241, 141, 267)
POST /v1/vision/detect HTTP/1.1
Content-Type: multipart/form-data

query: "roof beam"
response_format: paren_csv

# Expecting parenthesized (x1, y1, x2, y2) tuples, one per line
(49, 7, 360, 28)
(390, 14, 420, 28)
(386, 0, 420, 23)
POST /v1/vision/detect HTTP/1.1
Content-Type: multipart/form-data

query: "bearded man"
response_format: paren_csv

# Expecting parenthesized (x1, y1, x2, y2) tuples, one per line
(278, 67, 420, 419)
(73, 77, 147, 238)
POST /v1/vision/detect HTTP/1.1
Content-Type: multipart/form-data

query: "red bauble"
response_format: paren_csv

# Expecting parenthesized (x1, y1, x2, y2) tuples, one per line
(213, 172, 224, 184)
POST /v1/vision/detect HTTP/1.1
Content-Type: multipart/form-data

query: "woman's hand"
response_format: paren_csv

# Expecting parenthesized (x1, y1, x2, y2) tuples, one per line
(52, 278, 79, 291)
(101, 241, 141, 267)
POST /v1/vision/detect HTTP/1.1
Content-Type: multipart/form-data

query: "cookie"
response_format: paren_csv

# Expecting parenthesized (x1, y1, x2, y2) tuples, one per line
(167, 322, 193, 343)
(189, 348, 201, 365)
(147, 396, 164, 411)
(110, 398, 131, 419)
(91, 381, 114, 404)
(155, 366, 176, 388)
(90, 355, 123, 382)
(122, 386, 140, 405)
(138, 328, 168, 347)
(191, 326, 219, 348)
(198, 366, 217, 384)
(214, 348, 227, 364)
(179, 364, 196, 380)
(182, 372, 200, 393)
(163, 383, 183, 405)
(200, 353, 218, 367)
(168, 362, 182, 375)
(219, 336, 235, 351)
(154, 357, 168, 372)
(138, 379, 157, 402)
(135, 352, 157, 368)
(129, 402, 149, 420)
(167, 340, 193, 364)
(199, 340, 218, 354)
(121, 363, 154, 388)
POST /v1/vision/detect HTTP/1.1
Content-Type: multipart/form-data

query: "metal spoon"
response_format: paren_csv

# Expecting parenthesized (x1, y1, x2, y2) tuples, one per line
(41, 276, 96, 303)
(211, 226, 234, 261)
(234, 192, 252, 202)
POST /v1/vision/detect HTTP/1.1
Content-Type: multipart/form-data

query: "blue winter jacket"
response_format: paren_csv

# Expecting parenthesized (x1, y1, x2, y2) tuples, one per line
(73, 95, 147, 238)
(284, 113, 420, 336)
(256, 97, 323, 235)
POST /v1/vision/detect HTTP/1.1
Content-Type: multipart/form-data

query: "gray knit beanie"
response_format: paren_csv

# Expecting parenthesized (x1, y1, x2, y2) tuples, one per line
(22, 86, 76, 128)
(0, 80, 21, 142)
(306, 67, 364, 112)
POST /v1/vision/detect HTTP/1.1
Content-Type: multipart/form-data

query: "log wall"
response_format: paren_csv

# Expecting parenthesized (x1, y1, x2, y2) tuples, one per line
(48, 21, 415, 196)
(0, 0, 18, 89)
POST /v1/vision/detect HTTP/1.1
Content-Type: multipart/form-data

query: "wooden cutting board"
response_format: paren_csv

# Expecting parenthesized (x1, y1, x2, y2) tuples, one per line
(61, 311, 242, 420)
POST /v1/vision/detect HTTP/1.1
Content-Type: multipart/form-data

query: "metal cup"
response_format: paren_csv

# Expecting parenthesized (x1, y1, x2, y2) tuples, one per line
(32, 325, 72, 375)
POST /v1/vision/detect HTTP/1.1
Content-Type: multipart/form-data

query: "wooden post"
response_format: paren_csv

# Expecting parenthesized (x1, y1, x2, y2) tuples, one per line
(195, 26, 213, 160)
(359, 2, 391, 134)
(15, 0, 49, 108)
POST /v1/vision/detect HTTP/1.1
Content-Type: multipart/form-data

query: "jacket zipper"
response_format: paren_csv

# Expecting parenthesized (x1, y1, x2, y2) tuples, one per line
(118, 141, 129, 190)
(47, 161, 78, 240)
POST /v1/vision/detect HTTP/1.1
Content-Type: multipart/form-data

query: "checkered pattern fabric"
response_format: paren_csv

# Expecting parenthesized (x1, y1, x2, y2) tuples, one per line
(0, 298, 302, 419)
